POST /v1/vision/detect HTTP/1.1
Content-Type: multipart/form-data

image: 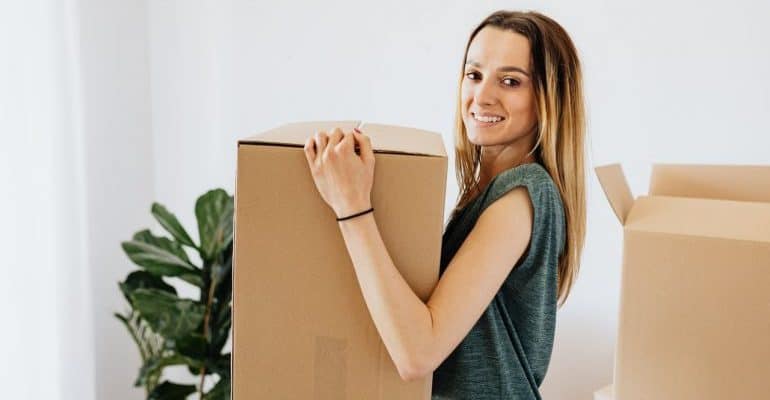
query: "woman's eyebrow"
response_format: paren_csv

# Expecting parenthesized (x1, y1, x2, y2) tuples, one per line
(465, 59, 530, 76)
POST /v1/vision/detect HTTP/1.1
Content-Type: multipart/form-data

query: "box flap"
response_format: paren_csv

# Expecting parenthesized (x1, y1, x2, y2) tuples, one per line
(625, 195, 770, 243)
(358, 122, 447, 157)
(238, 120, 360, 147)
(650, 164, 770, 203)
(239, 120, 446, 157)
(595, 163, 635, 225)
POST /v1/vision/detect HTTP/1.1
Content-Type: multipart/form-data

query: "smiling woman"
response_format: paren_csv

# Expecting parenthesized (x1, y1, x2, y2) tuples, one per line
(303, 9, 586, 400)
(433, 10, 586, 399)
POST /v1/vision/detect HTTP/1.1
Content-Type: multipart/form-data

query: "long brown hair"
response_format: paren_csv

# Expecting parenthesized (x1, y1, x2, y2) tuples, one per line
(449, 10, 587, 307)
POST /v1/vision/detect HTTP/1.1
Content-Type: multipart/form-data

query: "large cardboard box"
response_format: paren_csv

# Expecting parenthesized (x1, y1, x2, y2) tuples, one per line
(233, 121, 447, 399)
(595, 163, 770, 399)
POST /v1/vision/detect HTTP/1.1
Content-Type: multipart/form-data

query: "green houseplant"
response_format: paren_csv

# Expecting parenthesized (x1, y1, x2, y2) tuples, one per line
(114, 189, 233, 399)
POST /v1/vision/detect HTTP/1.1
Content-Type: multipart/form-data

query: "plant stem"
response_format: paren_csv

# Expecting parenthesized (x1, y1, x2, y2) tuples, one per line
(198, 275, 218, 399)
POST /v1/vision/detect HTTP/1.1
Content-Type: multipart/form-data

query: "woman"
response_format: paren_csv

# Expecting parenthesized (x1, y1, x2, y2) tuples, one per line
(303, 10, 586, 399)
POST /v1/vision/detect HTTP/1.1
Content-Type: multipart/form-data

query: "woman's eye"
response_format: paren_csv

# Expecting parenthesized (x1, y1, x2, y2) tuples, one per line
(465, 72, 520, 87)
(503, 78, 520, 87)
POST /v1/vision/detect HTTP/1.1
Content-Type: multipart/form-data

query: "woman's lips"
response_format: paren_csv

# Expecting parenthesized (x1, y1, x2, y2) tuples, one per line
(471, 112, 505, 128)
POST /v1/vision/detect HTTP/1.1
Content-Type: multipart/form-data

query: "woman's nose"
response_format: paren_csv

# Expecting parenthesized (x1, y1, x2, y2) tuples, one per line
(474, 78, 497, 106)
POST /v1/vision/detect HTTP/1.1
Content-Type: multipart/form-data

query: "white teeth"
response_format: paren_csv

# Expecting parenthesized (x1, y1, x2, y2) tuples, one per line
(472, 113, 503, 123)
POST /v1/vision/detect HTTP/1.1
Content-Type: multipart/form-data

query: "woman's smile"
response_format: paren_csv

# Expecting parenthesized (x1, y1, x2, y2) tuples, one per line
(471, 111, 506, 128)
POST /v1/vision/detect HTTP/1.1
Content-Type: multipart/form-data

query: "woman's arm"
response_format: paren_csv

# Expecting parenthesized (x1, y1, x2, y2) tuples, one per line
(303, 127, 533, 381)
(338, 186, 533, 381)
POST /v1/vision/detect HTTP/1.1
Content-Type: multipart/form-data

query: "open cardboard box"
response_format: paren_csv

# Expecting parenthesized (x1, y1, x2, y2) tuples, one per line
(595, 163, 770, 399)
(232, 121, 447, 399)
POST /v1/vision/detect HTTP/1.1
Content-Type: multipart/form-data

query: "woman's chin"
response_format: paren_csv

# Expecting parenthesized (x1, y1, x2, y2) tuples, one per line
(465, 122, 502, 144)
(465, 135, 482, 146)
(465, 130, 490, 146)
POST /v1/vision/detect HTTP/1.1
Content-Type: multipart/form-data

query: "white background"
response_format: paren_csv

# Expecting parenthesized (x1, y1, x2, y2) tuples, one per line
(2, 0, 769, 399)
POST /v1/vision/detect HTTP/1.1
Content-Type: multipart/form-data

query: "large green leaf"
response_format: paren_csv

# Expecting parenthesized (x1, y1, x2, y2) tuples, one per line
(152, 203, 197, 248)
(119, 270, 176, 306)
(195, 189, 233, 263)
(133, 229, 192, 264)
(167, 333, 208, 360)
(176, 271, 203, 288)
(148, 381, 197, 400)
(121, 239, 202, 288)
(130, 288, 205, 340)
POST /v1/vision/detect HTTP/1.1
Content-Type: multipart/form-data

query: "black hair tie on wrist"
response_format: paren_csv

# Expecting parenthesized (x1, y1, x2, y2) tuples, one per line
(336, 207, 374, 222)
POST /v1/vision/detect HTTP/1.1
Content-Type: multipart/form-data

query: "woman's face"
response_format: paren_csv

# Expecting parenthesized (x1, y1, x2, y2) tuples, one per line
(461, 26, 537, 147)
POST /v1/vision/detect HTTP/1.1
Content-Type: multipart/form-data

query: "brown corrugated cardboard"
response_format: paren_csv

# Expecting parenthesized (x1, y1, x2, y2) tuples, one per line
(595, 163, 770, 400)
(233, 121, 447, 399)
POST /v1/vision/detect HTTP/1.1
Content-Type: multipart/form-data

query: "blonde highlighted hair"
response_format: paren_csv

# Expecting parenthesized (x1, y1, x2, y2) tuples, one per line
(450, 10, 587, 307)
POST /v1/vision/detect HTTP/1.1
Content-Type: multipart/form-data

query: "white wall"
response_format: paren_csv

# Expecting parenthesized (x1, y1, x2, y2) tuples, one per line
(80, 0, 770, 399)
(76, 0, 155, 399)
(1, 0, 96, 398)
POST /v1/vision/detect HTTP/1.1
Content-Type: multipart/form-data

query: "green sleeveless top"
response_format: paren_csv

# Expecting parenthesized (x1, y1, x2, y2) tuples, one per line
(432, 162, 567, 400)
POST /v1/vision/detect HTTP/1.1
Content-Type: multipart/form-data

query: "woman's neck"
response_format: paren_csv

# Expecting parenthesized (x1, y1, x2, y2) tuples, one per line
(477, 152, 537, 194)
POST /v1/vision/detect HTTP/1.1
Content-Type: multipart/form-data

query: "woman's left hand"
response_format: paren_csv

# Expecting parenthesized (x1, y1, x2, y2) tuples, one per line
(303, 127, 375, 219)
